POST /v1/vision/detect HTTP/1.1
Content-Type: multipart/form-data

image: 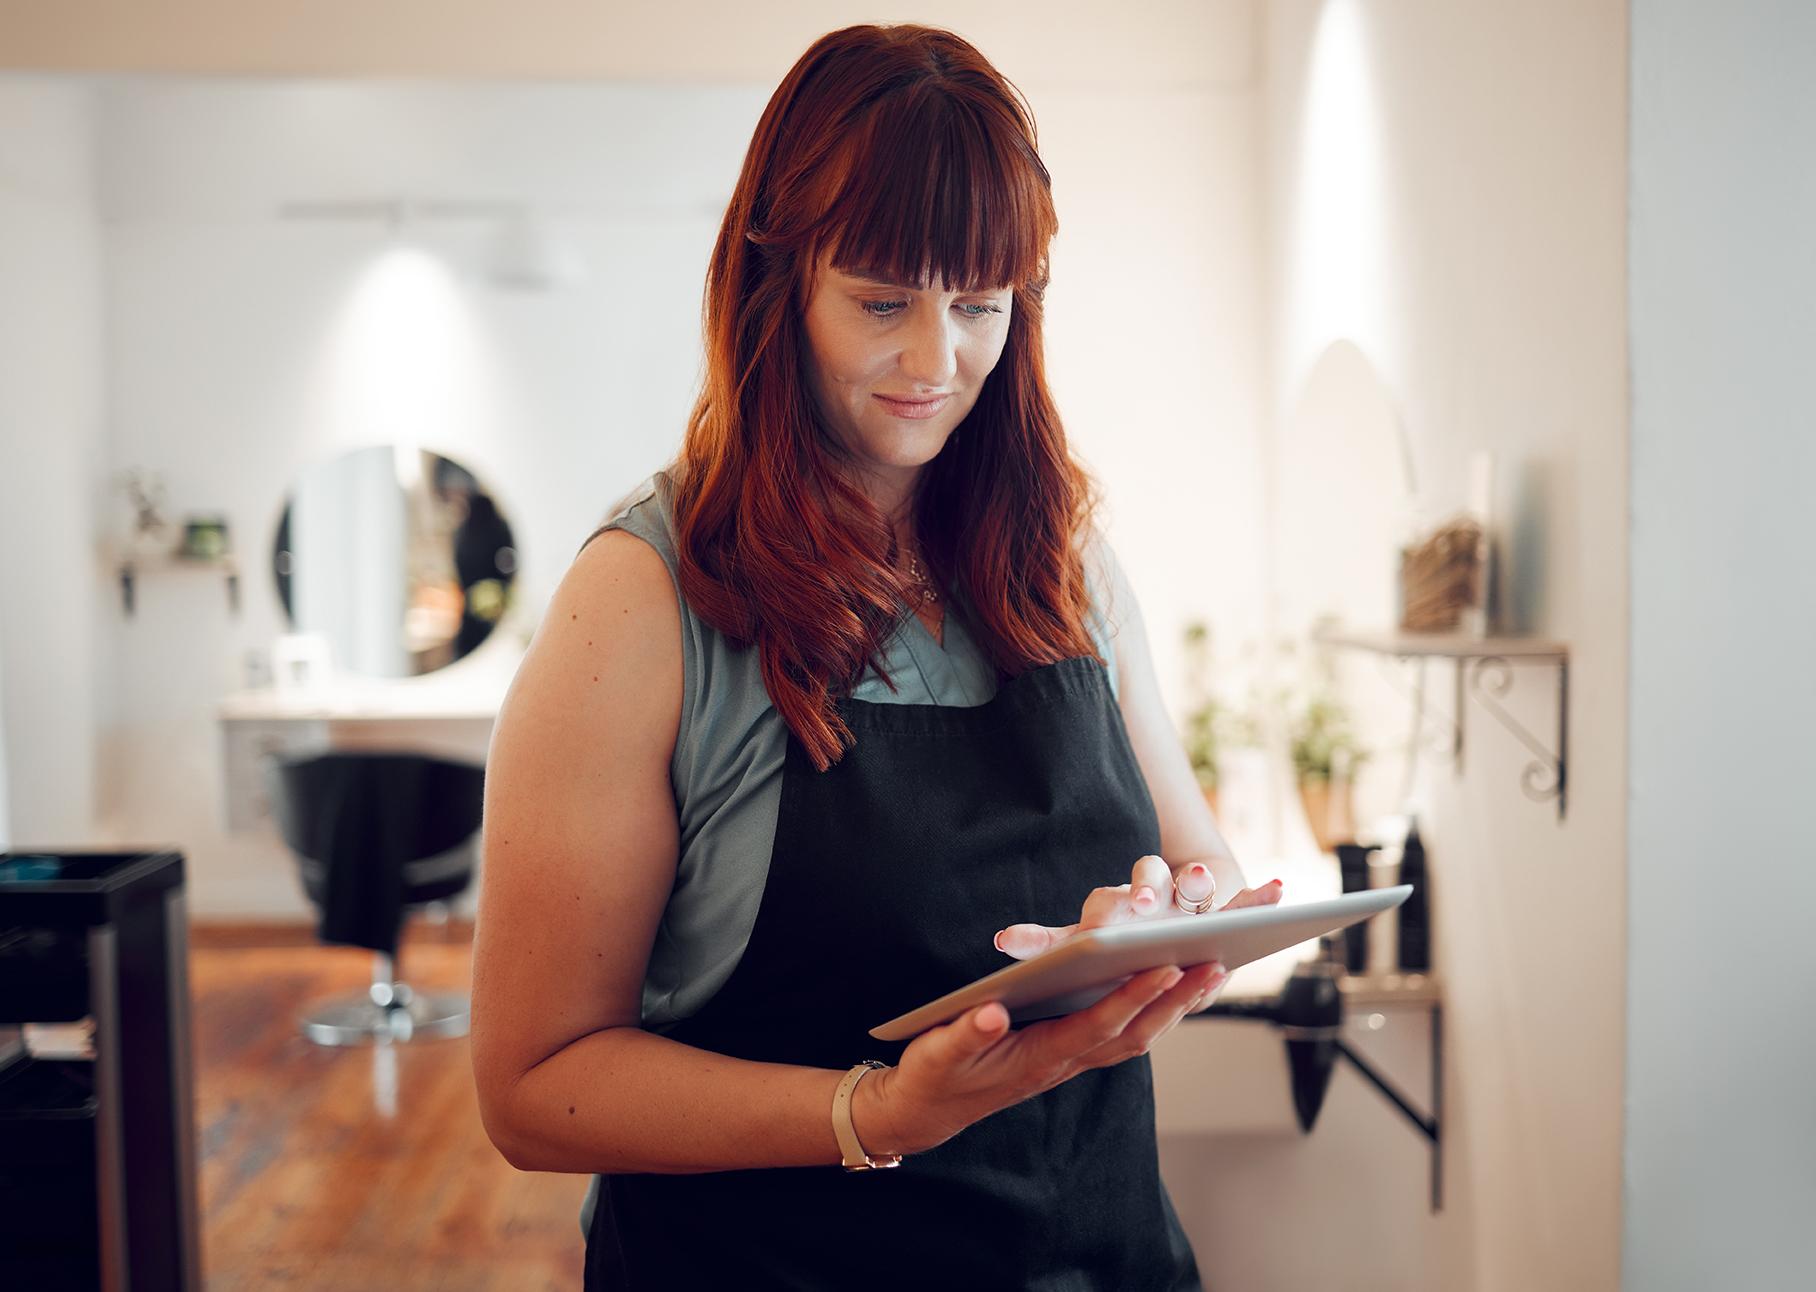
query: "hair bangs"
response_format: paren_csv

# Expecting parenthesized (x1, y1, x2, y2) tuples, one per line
(820, 87, 1054, 294)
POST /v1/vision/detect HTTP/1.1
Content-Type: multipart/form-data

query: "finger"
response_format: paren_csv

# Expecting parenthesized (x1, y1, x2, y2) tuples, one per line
(1128, 854, 1173, 917)
(1080, 962, 1226, 1064)
(995, 920, 1080, 960)
(1181, 961, 1232, 1014)
(1217, 878, 1284, 912)
(1160, 961, 1228, 1026)
(1186, 972, 1232, 1013)
(1171, 861, 1217, 912)
(1079, 882, 1138, 931)
(1030, 964, 1182, 1064)
(915, 999, 1011, 1067)
(997, 869, 1190, 960)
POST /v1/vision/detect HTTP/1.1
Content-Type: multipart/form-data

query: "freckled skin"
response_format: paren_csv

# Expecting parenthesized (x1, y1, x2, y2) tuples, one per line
(799, 247, 1013, 516)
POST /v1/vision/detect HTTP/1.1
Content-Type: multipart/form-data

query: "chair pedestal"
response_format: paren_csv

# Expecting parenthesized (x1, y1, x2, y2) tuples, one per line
(298, 951, 468, 1046)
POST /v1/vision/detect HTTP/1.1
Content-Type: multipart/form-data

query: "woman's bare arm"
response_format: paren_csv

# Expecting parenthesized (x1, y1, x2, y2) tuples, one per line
(471, 526, 1222, 1174)
(1093, 537, 1254, 901)
(469, 528, 855, 1173)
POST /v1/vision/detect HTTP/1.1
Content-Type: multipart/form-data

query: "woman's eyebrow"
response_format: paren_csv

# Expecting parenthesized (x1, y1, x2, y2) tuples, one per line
(842, 267, 995, 293)
(843, 267, 926, 289)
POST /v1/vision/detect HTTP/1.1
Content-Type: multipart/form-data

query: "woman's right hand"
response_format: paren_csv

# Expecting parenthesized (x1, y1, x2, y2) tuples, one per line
(854, 960, 1228, 1157)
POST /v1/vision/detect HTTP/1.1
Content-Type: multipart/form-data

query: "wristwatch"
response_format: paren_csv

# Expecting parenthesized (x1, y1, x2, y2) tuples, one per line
(832, 1059, 904, 1171)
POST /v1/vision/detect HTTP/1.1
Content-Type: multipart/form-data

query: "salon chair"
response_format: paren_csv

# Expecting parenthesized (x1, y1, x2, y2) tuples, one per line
(264, 751, 485, 1045)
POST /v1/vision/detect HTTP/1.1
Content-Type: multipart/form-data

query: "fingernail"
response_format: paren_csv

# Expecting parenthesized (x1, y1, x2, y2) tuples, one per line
(1134, 887, 1154, 907)
(1188, 863, 1208, 879)
(993, 930, 1006, 951)
(1269, 879, 1283, 888)
(1190, 990, 1208, 1010)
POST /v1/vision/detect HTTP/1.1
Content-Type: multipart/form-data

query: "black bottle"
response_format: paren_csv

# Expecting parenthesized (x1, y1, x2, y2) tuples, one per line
(1397, 818, 1431, 971)
(1333, 843, 1375, 974)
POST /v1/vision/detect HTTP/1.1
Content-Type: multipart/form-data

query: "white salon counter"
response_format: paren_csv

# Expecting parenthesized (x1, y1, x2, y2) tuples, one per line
(215, 665, 515, 832)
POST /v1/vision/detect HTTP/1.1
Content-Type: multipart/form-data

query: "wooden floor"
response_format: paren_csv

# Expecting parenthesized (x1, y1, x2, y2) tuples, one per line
(189, 921, 586, 1290)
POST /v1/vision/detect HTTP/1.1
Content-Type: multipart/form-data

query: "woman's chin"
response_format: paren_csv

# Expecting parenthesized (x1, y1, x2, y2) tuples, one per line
(861, 428, 953, 469)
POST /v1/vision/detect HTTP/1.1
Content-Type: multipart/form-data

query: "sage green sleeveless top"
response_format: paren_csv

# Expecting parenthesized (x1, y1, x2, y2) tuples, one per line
(595, 471, 1122, 1031)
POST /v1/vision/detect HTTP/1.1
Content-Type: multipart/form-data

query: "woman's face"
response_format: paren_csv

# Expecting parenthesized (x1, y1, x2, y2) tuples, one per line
(800, 246, 1014, 506)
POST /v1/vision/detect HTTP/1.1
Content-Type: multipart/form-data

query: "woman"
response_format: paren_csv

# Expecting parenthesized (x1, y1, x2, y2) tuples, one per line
(471, 23, 1283, 1289)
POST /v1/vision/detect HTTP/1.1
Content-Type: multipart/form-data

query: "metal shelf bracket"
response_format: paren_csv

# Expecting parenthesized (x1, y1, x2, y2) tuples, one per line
(1314, 631, 1571, 822)
(1462, 655, 1569, 819)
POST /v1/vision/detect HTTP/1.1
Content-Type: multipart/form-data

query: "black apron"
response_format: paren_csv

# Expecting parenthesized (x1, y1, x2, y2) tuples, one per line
(585, 654, 1202, 1290)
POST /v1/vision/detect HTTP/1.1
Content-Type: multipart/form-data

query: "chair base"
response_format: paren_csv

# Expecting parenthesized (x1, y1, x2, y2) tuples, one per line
(299, 989, 469, 1046)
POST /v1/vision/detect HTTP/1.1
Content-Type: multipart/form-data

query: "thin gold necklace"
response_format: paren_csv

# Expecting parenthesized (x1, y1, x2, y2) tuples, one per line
(904, 545, 940, 606)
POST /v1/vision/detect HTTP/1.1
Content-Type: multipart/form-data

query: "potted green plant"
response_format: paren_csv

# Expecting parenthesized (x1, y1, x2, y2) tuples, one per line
(1180, 620, 1254, 819)
(1288, 688, 1368, 854)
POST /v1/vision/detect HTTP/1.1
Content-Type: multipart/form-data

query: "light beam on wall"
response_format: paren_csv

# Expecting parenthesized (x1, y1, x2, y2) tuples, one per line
(1283, 0, 1392, 394)
(293, 211, 507, 471)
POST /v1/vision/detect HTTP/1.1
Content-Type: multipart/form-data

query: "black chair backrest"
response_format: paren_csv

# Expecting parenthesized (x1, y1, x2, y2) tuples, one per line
(264, 751, 485, 955)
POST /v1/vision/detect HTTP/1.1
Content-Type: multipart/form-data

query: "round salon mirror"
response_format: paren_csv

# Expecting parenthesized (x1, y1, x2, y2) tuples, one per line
(272, 446, 518, 678)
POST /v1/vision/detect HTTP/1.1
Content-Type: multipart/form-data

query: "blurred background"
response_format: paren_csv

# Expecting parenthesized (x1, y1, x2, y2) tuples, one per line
(0, 2, 1809, 1290)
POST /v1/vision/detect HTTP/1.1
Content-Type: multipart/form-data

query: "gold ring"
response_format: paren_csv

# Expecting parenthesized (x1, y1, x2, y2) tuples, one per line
(1172, 885, 1215, 915)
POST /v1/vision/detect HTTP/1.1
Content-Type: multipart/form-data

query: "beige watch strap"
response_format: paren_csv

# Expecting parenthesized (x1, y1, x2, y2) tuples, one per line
(832, 1060, 903, 1171)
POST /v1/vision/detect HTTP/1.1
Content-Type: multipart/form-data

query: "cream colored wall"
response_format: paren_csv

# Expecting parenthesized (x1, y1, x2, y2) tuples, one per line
(1263, 3, 1628, 1289)
(0, 77, 107, 850)
(0, 0, 1249, 86)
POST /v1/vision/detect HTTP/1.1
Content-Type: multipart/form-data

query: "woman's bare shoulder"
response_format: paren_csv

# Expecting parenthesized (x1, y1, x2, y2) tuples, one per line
(497, 526, 683, 765)
(1076, 522, 1132, 637)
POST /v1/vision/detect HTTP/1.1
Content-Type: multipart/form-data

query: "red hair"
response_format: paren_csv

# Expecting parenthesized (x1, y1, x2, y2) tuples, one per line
(654, 23, 1102, 771)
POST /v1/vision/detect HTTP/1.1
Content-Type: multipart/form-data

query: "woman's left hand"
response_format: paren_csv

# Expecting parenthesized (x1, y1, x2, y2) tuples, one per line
(993, 856, 1285, 1013)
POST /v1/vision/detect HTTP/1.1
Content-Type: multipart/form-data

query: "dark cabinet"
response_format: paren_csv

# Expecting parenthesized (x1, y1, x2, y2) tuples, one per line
(0, 849, 201, 1290)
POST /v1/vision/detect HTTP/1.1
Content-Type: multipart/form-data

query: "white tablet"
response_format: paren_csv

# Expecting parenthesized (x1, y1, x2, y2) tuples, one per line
(869, 885, 1413, 1041)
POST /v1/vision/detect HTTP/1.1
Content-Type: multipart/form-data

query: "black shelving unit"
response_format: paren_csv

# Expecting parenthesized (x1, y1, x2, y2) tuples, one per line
(0, 849, 201, 1290)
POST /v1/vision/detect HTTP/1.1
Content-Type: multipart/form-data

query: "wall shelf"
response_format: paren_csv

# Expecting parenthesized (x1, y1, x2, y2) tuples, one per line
(116, 553, 241, 618)
(1314, 628, 1571, 821)
(1199, 964, 1445, 1213)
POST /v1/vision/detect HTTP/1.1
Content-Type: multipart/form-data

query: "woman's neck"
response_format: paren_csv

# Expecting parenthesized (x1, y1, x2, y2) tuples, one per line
(852, 465, 921, 554)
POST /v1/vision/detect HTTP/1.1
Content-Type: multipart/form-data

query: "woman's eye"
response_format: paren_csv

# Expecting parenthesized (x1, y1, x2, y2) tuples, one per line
(859, 300, 1005, 321)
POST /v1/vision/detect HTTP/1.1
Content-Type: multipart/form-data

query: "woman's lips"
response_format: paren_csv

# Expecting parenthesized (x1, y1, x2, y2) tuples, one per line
(874, 393, 951, 420)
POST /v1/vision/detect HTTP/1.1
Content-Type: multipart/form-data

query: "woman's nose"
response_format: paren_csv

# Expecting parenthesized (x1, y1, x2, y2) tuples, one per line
(898, 309, 960, 389)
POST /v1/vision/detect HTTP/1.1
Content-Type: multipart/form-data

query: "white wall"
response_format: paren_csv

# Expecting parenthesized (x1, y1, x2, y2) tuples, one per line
(1626, 3, 1816, 1287)
(1256, 3, 1630, 1289)
(0, 76, 107, 850)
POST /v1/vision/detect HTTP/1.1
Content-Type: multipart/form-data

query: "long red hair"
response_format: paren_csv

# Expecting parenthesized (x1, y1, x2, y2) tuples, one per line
(656, 23, 1102, 771)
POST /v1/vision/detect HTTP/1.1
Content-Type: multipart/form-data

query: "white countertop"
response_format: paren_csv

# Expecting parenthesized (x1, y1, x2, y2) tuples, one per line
(217, 655, 518, 722)
(217, 683, 509, 721)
